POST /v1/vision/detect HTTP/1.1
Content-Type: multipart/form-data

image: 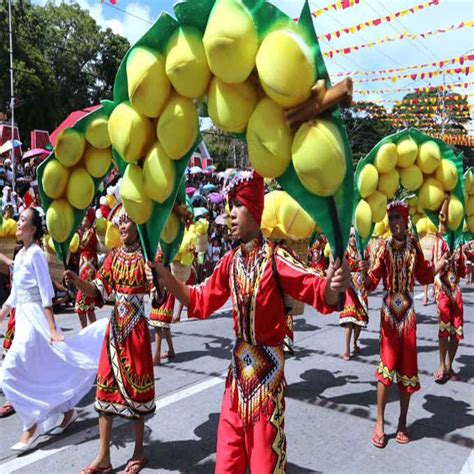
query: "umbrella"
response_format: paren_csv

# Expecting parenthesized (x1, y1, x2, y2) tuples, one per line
(49, 105, 101, 145)
(188, 166, 203, 175)
(191, 194, 207, 206)
(193, 207, 209, 218)
(215, 213, 230, 226)
(202, 183, 217, 194)
(185, 186, 197, 197)
(22, 148, 49, 161)
(208, 192, 224, 204)
(0, 140, 22, 155)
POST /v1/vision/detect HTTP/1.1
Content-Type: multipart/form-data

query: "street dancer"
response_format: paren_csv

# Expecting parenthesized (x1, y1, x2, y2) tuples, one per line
(151, 171, 351, 473)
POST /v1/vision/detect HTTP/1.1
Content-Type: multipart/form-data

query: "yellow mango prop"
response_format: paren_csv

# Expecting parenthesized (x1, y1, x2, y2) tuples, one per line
(108, 102, 154, 164)
(412, 213, 422, 225)
(417, 140, 441, 174)
(143, 142, 176, 203)
(261, 191, 282, 238)
(84, 147, 112, 178)
(67, 168, 95, 210)
(396, 137, 418, 168)
(161, 212, 180, 244)
(203, 0, 258, 83)
(358, 164, 378, 198)
(374, 143, 397, 173)
(377, 168, 399, 199)
(85, 117, 111, 149)
(126, 46, 170, 118)
(466, 196, 474, 216)
(247, 98, 292, 179)
(447, 196, 464, 231)
(277, 194, 314, 240)
(165, 26, 211, 98)
(418, 177, 445, 211)
(467, 215, 474, 233)
(55, 128, 85, 168)
(434, 159, 458, 191)
(465, 170, 473, 194)
(400, 164, 423, 191)
(105, 223, 121, 250)
(354, 199, 372, 239)
(366, 190, 387, 223)
(120, 164, 153, 225)
(157, 93, 198, 160)
(292, 120, 346, 197)
(207, 77, 258, 133)
(256, 29, 315, 108)
(42, 159, 70, 199)
(46, 199, 74, 243)
(69, 233, 80, 253)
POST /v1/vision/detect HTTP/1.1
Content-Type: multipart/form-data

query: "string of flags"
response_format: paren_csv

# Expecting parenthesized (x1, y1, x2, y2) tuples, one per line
(323, 21, 472, 58)
(312, 0, 362, 17)
(353, 81, 473, 96)
(319, 0, 440, 42)
(354, 103, 473, 114)
(356, 94, 473, 105)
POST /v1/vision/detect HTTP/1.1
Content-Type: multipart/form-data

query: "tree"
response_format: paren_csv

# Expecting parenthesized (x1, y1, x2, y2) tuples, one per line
(202, 126, 248, 170)
(0, 1, 129, 144)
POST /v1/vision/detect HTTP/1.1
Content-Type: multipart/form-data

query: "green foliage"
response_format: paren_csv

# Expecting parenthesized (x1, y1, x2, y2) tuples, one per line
(202, 126, 248, 170)
(0, 0, 129, 144)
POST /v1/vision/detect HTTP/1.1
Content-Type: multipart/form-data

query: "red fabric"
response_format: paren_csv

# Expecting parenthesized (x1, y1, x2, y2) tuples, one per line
(2, 309, 15, 353)
(85, 208, 95, 224)
(228, 173, 264, 225)
(308, 234, 328, 276)
(387, 201, 409, 225)
(75, 228, 98, 315)
(188, 239, 333, 346)
(215, 386, 286, 474)
(149, 290, 175, 325)
(437, 291, 464, 340)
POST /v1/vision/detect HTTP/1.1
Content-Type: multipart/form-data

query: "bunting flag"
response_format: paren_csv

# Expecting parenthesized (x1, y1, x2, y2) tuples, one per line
(312, 0, 362, 17)
(432, 134, 474, 147)
(355, 103, 473, 113)
(353, 81, 473, 96)
(357, 111, 472, 120)
(320, 0, 440, 42)
(323, 21, 473, 58)
(336, 55, 474, 77)
(353, 66, 471, 83)
(100, 0, 117, 4)
(356, 94, 473, 105)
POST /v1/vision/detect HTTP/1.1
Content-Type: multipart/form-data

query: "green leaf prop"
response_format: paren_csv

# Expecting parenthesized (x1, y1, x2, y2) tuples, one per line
(37, 106, 113, 266)
(354, 128, 466, 253)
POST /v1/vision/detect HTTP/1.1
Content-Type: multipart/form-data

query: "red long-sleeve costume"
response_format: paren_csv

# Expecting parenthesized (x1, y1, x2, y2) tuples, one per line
(75, 227, 98, 316)
(187, 235, 334, 474)
(366, 236, 434, 393)
(432, 237, 466, 340)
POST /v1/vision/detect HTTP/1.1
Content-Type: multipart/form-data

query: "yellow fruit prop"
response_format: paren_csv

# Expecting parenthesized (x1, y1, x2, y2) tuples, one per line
(85, 117, 111, 149)
(467, 215, 474, 233)
(157, 93, 199, 160)
(105, 223, 121, 250)
(126, 46, 170, 118)
(165, 26, 211, 99)
(161, 212, 181, 244)
(46, 200, 74, 243)
(466, 196, 474, 216)
(207, 77, 258, 133)
(203, 0, 259, 83)
(417, 140, 441, 174)
(366, 190, 387, 223)
(292, 120, 346, 197)
(354, 199, 372, 239)
(143, 143, 176, 204)
(447, 196, 464, 231)
(357, 164, 378, 198)
(42, 160, 70, 199)
(108, 102, 154, 164)
(418, 177, 445, 211)
(434, 159, 458, 191)
(55, 129, 85, 168)
(84, 147, 112, 178)
(399, 164, 423, 192)
(396, 137, 418, 168)
(69, 233, 80, 253)
(377, 168, 399, 199)
(0, 218, 17, 238)
(67, 168, 95, 210)
(120, 164, 153, 225)
(256, 29, 315, 108)
(277, 193, 314, 240)
(374, 143, 397, 173)
(247, 98, 292, 179)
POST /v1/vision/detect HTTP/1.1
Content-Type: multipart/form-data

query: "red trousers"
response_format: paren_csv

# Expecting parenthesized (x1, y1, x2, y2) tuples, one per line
(437, 291, 464, 340)
(215, 386, 287, 474)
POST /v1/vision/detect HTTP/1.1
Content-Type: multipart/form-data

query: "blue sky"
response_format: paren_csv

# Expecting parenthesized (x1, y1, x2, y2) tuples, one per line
(32, 0, 473, 122)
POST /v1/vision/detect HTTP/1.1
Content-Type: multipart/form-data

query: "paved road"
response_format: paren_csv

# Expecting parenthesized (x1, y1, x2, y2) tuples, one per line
(0, 284, 473, 473)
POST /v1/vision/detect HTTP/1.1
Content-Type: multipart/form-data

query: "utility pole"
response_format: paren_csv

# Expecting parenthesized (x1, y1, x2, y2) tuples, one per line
(8, 0, 16, 192)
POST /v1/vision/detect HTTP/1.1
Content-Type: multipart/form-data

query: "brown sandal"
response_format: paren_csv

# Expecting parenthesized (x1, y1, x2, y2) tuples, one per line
(0, 403, 15, 418)
(80, 465, 112, 474)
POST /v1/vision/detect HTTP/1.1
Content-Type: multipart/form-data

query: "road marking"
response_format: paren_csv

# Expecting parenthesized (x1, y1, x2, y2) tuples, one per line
(0, 374, 226, 473)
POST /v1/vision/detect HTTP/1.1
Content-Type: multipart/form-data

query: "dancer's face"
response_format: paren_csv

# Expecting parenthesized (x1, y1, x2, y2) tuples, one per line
(388, 211, 406, 241)
(229, 198, 259, 243)
(119, 216, 138, 245)
(16, 209, 36, 242)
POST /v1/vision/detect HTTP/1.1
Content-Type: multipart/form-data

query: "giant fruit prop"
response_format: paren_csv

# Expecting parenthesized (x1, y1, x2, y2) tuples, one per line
(37, 108, 113, 265)
(353, 128, 465, 252)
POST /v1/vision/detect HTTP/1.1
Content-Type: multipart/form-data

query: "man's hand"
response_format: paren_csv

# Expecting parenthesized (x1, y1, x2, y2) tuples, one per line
(327, 258, 351, 293)
(64, 270, 79, 287)
(358, 259, 369, 274)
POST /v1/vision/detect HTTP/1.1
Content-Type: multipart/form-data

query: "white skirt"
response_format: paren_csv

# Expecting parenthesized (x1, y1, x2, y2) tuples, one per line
(0, 302, 107, 432)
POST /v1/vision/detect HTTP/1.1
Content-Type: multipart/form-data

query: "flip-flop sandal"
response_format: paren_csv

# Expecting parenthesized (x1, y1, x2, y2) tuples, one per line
(80, 465, 112, 474)
(342, 353, 350, 361)
(395, 430, 410, 444)
(448, 372, 459, 381)
(353, 346, 361, 354)
(433, 371, 448, 384)
(371, 431, 385, 448)
(0, 403, 15, 418)
(125, 458, 148, 474)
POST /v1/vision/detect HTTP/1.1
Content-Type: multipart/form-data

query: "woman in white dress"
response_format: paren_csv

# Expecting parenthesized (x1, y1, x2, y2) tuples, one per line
(0, 207, 106, 452)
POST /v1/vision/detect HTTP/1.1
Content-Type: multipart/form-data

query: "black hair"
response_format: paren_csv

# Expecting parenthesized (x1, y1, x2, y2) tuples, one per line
(28, 207, 44, 241)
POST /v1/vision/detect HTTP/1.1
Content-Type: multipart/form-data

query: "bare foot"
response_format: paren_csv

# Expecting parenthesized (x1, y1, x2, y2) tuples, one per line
(19, 425, 37, 444)
(80, 455, 112, 474)
(342, 353, 350, 361)
(162, 351, 176, 360)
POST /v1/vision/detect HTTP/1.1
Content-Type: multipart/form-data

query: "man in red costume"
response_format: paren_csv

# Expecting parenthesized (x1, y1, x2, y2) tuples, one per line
(151, 171, 351, 473)
(360, 201, 446, 448)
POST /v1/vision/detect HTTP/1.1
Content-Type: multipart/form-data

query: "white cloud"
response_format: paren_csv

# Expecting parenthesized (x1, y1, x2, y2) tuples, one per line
(122, 2, 153, 45)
